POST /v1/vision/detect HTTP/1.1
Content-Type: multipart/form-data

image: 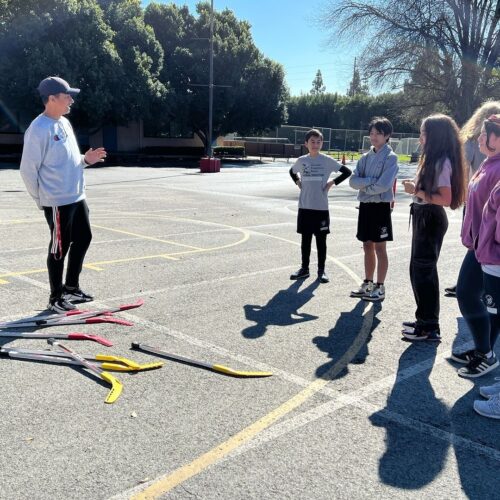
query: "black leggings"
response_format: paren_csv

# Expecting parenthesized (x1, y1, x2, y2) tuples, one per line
(43, 200, 92, 298)
(409, 203, 448, 329)
(457, 251, 500, 353)
(301, 232, 327, 271)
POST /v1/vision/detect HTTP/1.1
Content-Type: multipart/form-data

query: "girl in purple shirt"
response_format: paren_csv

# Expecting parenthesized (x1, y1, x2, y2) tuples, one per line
(454, 115, 500, 381)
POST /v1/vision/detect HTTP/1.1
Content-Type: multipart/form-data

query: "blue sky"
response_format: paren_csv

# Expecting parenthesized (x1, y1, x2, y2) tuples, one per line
(142, 0, 360, 96)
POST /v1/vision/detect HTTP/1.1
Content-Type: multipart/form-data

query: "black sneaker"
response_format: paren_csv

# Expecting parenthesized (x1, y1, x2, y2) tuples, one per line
(402, 321, 416, 329)
(62, 286, 94, 303)
(445, 285, 457, 297)
(450, 349, 476, 364)
(318, 269, 329, 283)
(458, 353, 499, 378)
(48, 297, 77, 313)
(290, 268, 310, 280)
(402, 325, 441, 341)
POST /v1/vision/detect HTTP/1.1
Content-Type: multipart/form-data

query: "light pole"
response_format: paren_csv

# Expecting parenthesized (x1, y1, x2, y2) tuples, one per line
(208, 0, 214, 158)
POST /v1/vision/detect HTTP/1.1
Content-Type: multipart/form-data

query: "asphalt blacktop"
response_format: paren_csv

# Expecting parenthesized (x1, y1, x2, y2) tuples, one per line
(0, 160, 499, 500)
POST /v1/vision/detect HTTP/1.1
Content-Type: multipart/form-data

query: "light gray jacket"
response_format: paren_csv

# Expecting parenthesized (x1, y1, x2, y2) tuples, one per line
(349, 144, 399, 203)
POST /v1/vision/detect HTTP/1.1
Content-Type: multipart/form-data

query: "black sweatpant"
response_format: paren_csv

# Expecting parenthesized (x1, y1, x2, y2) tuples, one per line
(301, 232, 327, 271)
(43, 200, 92, 299)
(409, 203, 448, 329)
(457, 251, 500, 353)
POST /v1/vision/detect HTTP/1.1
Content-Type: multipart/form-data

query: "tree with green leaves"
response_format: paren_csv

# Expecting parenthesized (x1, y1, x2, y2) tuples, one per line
(287, 92, 416, 132)
(144, 1, 288, 151)
(0, 0, 167, 131)
(311, 70, 326, 94)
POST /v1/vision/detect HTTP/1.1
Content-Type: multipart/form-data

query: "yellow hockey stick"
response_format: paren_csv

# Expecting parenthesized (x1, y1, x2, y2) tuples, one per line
(131, 342, 272, 378)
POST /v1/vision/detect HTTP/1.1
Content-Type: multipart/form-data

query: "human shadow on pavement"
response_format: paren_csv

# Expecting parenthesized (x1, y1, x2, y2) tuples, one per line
(313, 300, 381, 380)
(242, 279, 319, 339)
(449, 316, 474, 362)
(369, 342, 449, 490)
(450, 347, 500, 499)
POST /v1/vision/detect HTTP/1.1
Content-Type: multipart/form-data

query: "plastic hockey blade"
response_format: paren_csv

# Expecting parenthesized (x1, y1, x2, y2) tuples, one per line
(131, 342, 273, 378)
(0, 331, 112, 346)
(0, 299, 144, 329)
(100, 372, 123, 403)
(94, 354, 163, 372)
(1, 350, 159, 372)
(48, 339, 122, 403)
(211, 364, 273, 378)
(84, 317, 134, 326)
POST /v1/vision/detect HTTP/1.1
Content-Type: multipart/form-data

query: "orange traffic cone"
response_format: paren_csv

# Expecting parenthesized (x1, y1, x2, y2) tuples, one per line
(342, 153, 346, 165)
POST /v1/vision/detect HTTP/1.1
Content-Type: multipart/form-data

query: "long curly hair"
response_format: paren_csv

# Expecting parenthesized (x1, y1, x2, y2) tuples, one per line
(460, 101, 500, 141)
(417, 114, 467, 210)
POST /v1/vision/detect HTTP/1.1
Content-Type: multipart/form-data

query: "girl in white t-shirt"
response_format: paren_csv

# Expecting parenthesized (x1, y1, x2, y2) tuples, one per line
(401, 114, 467, 341)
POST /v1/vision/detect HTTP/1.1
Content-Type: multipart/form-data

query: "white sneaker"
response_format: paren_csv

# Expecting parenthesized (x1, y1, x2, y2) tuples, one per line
(363, 284, 385, 302)
(474, 394, 500, 419)
(350, 281, 373, 298)
(48, 297, 77, 313)
(480, 377, 500, 398)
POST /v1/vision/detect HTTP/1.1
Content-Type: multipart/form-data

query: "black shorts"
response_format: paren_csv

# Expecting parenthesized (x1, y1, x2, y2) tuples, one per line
(356, 202, 393, 242)
(297, 208, 330, 235)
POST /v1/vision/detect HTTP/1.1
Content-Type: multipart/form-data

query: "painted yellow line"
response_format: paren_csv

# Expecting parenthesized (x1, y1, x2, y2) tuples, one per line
(86, 254, 179, 266)
(0, 218, 250, 282)
(133, 379, 329, 499)
(83, 264, 105, 271)
(130, 231, 372, 499)
(0, 268, 47, 280)
(92, 224, 204, 251)
(133, 301, 374, 499)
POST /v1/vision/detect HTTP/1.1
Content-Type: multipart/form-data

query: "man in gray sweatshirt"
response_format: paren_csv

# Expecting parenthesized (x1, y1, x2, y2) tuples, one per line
(20, 76, 106, 312)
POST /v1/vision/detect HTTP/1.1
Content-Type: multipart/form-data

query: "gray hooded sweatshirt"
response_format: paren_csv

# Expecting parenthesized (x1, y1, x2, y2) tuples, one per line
(349, 144, 399, 203)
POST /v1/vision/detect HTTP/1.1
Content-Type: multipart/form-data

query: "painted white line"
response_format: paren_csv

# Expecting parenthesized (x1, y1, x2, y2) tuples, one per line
(222, 341, 476, 461)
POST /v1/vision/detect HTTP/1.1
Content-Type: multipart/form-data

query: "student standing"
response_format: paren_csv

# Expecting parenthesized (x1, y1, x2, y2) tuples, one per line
(20, 76, 106, 312)
(445, 101, 500, 297)
(401, 114, 466, 341)
(289, 129, 351, 283)
(453, 115, 500, 378)
(349, 117, 399, 302)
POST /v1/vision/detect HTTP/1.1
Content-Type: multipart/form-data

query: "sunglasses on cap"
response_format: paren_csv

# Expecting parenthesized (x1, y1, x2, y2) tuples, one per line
(487, 114, 500, 124)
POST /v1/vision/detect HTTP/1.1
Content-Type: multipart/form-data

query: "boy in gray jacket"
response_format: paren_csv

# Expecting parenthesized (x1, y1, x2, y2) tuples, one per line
(20, 76, 106, 312)
(349, 117, 399, 302)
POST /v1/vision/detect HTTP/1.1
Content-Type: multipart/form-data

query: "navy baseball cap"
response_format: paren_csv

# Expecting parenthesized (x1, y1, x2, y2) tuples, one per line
(37, 77, 80, 97)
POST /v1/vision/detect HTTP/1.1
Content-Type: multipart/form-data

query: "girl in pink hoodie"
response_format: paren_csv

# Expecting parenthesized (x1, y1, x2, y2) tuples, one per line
(454, 115, 500, 379)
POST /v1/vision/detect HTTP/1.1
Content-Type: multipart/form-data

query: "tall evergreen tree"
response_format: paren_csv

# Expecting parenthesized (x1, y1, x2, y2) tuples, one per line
(311, 69, 326, 94)
(347, 58, 369, 96)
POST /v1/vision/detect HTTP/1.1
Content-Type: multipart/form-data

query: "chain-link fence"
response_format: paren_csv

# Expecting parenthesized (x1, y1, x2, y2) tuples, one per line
(241, 125, 419, 153)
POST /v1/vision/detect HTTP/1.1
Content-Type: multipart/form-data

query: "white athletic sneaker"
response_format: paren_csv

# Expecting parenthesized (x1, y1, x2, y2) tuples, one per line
(480, 378, 500, 399)
(48, 297, 77, 313)
(350, 281, 373, 298)
(363, 284, 385, 302)
(474, 394, 500, 419)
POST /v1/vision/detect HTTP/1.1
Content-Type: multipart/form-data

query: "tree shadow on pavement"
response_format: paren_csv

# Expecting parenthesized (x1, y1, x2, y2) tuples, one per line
(369, 343, 449, 489)
(313, 300, 381, 380)
(241, 279, 319, 339)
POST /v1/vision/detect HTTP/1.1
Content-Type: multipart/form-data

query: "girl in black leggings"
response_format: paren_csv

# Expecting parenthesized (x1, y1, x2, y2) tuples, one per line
(401, 114, 467, 341)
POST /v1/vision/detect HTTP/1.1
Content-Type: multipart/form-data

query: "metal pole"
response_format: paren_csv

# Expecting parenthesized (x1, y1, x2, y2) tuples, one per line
(208, 0, 214, 158)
